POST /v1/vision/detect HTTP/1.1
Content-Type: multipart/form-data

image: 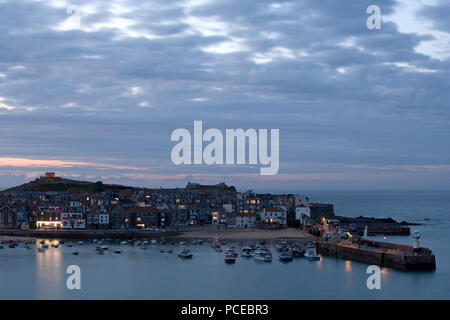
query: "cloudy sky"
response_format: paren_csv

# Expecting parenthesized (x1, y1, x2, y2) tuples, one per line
(0, 0, 449, 192)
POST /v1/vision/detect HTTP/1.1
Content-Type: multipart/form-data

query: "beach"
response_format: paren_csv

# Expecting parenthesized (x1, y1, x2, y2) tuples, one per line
(175, 227, 316, 240)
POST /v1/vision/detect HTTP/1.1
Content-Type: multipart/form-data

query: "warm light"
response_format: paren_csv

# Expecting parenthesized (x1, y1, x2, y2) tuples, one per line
(137, 217, 141, 221)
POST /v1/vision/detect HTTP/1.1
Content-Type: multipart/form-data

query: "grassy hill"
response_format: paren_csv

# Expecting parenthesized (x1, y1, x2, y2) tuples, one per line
(1, 177, 135, 194)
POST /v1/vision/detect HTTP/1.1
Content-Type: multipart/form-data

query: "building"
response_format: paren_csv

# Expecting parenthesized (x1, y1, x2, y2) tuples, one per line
(236, 213, 257, 228)
(61, 212, 86, 229)
(35, 205, 62, 229)
(260, 206, 287, 226)
(295, 204, 310, 220)
(0, 207, 17, 229)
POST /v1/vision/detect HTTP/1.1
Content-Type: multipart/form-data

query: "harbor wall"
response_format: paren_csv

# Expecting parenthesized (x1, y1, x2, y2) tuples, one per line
(316, 241, 436, 271)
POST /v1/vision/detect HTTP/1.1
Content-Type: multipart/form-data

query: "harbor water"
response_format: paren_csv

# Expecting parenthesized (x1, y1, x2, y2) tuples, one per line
(0, 190, 449, 299)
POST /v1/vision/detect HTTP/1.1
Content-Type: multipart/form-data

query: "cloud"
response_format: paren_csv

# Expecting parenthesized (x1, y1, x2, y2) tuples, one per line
(0, 0, 449, 190)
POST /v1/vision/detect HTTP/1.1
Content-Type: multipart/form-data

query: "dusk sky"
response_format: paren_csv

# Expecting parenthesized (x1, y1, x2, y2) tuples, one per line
(0, 0, 449, 192)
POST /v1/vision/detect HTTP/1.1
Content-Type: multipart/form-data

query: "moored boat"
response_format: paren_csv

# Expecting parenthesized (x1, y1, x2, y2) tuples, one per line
(279, 251, 293, 262)
(224, 253, 236, 263)
(178, 249, 193, 259)
(240, 246, 254, 258)
(254, 249, 272, 262)
(304, 244, 320, 261)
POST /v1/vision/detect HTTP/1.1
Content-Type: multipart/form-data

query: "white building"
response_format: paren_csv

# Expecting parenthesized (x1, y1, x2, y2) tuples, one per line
(260, 206, 287, 226)
(236, 214, 257, 228)
(296, 204, 311, 220)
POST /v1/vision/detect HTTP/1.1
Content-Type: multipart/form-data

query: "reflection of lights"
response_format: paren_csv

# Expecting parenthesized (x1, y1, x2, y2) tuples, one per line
(345, 260, 352, 272)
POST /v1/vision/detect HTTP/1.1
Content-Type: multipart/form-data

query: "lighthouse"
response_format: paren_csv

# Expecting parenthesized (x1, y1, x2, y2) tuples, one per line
(413, 230, 421, 254)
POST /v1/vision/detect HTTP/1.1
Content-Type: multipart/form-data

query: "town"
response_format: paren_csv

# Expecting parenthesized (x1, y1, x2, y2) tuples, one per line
(0, 172, 333, 231)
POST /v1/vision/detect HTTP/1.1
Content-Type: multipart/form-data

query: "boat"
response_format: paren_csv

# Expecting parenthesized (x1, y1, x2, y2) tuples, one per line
(93, 239, 98, 243)
(141, 245, 147, 250)
(120, 241, 128, 245)
(39, 240, 45, 245)
(72, 251, 79, 255)
(95, 249, 104, 255)
(254, 249, 272, 262)
(304, 244, 320, 261)
(160, 249, 165, 253)
(224, 253, 236, 263)
(178, 249, 193, 259)
(291, 245, 305, 258)
(67, 244, 73, 247)
(240, 246, 254, 258)
(279, 251, 293, 262)
(0, 245, 3, 249)
(151, 240, 157, 245)
(225, 248, 238, 257)
(59, 240, 65, 244)
(167, 249, 173, 254)
(42, 244, 49, 249)
(215, 248, 223, 253)
(78, 241, 84, 245)
(51, 244, 59, 248)
(114, 250, 121, 254)
(100, 245, 109, 250)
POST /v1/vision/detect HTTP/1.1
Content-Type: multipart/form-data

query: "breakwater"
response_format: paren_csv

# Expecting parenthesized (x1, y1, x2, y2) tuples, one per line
(316, 239, 436, 271)
(0, 229, 180, 239)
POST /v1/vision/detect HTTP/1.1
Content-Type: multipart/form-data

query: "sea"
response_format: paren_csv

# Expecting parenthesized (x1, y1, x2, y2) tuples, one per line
(0, 190, 449, 300)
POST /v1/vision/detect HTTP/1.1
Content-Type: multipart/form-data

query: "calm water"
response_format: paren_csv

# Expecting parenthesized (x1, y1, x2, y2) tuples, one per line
(1, 190, 449, 300)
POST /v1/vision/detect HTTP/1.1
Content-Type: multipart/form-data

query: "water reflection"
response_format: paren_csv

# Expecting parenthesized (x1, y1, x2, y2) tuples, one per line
(35, 239, 63, 299)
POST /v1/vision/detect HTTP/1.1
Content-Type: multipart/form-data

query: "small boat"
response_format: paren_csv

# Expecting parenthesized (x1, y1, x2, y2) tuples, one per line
(143, 240, 149, 245)
(179, 241, 188, 245)
(240, 246, 254, 258)
(78, 241, 84, 245)
(93, 239, 98, 243)
(59, 240, 65, 244)
(215, 248, 223, 253)
(160, 249, 165, 253)
(141, 245, 147, 250)
(224, 253, 236, 263)
(225, 248, 238, 257)
(151, 240, 157, 245)
(291, 245, 305, 258)
(167, 249, 173, 254)
(51, 244, 59, 248)
(120, 241, 128, 245)
(42, 244, 49, 249)
(72, 251, 79, 255)
(8, 243, 17, 248)
(114, 250, 121, 254)
(198, 240, 204, 245)
(95, 249, 104, 255)
(27, 247, 33, 252)
(254, 250, 272, 262)
(279, 251, 293, 262)
(100, 245, 109, 250)
(67, 244, 73, 247)
(304, 244, 320, 261)
(178, 249, 193, 259)
(39, 240, 45, 245)
(0, 245, 3, 249)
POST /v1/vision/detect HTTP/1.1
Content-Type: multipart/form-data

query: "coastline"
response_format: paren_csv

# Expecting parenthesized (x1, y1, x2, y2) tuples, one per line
(0, 228, 316, 242)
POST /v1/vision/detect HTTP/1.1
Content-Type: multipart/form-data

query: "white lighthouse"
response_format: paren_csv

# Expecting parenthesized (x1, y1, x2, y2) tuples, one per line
(413, 230, 421, 249)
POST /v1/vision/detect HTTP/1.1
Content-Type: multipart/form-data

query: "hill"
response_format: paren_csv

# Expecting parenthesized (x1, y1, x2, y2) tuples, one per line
(0, 176, 135, 194)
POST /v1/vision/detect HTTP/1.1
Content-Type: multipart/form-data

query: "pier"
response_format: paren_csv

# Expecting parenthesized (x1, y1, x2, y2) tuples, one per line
(316, 239, 436, 270)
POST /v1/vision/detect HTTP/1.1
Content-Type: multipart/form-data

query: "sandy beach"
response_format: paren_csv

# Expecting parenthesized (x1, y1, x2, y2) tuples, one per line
(175, 227, 316, 240)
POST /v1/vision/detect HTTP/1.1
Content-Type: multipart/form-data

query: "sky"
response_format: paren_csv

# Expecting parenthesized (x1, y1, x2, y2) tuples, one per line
(0, 0, 449, 192)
